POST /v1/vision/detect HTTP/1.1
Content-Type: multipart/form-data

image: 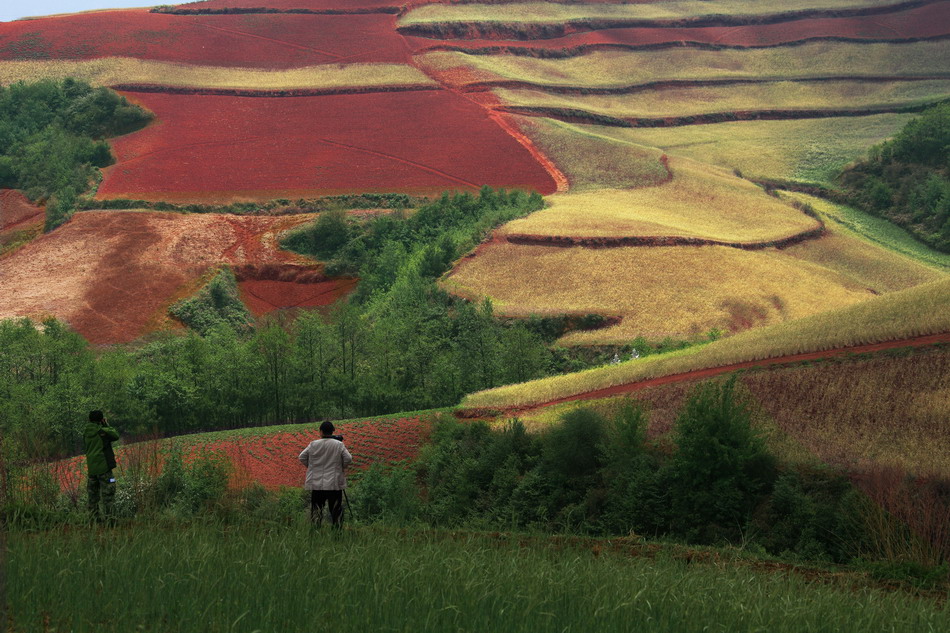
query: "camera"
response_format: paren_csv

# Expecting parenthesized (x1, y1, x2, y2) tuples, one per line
(330, 434, 344, 442)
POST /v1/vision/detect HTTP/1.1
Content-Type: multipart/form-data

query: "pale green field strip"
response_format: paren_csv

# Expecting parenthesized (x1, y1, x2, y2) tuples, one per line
(495, 79, 950, 120)
(0, 59, 437, 91)
(780, 191, 950, 272)
(513, 117, 670, 191)
(400, 0, 913, 25)
(503, 156, 819, 242)
(418, 40, 950, 90)
(602, 113, 913, 185)
(462, 277, 950, 409)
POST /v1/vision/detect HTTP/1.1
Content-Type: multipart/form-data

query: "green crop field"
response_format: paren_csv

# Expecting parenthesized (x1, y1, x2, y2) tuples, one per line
(10, 523, 950, 633)
(511, 117, 670, 190)
(495, 80, 950, 119)
(419, 40, 950, 90)
(400, 0, 891, 25)
(605, 113, 915, 184)
(462, 277, 950, 409)
(502, 155, 819, 242)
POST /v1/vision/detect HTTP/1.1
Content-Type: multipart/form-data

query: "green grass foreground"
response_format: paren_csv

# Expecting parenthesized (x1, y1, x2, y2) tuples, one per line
(8, 523, 949, 633)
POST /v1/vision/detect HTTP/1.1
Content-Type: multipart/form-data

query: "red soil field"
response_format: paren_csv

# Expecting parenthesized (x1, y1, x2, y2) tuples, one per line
(98, 90, 559, 202)
(0, 10, 410, 66)
(239, 277, 358, 316)
(0, 190, 43, 231)
(0, 210, 320, 343)
(213, 416, 431, 490)
(178, 0, 405, 10)
(405, 2, 950, 52)
(54, 415, 432, 494)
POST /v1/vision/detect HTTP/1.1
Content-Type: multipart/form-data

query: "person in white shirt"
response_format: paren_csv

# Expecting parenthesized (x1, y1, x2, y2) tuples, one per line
(298, 420, 353, 528)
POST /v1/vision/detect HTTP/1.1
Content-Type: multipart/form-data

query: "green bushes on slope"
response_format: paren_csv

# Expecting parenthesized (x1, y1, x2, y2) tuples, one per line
(0, 78, 152, 230)
(838, 103, 950, 252)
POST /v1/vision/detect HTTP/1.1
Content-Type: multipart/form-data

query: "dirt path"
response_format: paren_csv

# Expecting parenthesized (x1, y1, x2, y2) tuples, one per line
(458, 332, 950, 417)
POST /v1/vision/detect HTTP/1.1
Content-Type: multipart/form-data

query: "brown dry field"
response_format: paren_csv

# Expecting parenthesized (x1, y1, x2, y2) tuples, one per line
(523, 345, 950, 479)
(0, 210, 315, 343)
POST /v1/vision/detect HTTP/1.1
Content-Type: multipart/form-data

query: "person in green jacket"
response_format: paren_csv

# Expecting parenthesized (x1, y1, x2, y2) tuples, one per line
(84, 410, 119, 523)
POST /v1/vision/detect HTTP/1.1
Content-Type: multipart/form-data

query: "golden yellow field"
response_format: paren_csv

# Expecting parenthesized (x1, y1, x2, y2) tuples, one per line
(444, 240, 878, 342)
(461, 277, 950, 409)
(501, 155, 819, 242)
(495, 80, 950, 119)
(511, 117, 669, 190)
(418, 41, 950, 89)
(604, 114, 914, 184)
(0, 59, 436, 90)
(400, 0, 881, 25)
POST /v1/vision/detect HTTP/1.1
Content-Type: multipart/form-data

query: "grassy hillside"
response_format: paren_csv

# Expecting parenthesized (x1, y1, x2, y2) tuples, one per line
(12, 523, 949, 633)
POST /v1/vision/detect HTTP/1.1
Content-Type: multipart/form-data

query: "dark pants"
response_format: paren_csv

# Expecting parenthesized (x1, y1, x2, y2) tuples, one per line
(87, 470, 116, 521)
(310, 490, 343, 527)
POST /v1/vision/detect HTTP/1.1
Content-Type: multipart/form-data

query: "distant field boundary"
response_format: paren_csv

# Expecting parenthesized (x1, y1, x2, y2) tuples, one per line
(416, 34, 950, 58)
(459, 75, 950, 95)
(398, 0, 941, 39)
(457, 333, 950, 418)
(503, 224, 826, 250)
(495, 100, 950, 128)
(112, 83, 442, 98)
(152, 6, 402, 15)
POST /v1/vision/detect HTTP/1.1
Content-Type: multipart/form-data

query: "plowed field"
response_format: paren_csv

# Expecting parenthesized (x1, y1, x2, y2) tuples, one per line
(0, 190, 43, 232)
(0, 210, 316, 343)
(98, 90, 559, 202)
(177, 0, 404, 10)
(240, 277, 358, 316)
(404, 3, 950, 52)
(0, 10, 410, 67)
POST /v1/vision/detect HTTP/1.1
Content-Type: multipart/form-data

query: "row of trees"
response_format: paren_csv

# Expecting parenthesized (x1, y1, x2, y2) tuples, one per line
(1, 189, 557, 456)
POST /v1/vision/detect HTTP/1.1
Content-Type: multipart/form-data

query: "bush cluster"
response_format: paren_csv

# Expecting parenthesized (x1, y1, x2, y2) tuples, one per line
(168, 268, 253, 335)
(0, 79, 152, 230)
(358, 377, 872, 563)
(838, 103, 950, 252)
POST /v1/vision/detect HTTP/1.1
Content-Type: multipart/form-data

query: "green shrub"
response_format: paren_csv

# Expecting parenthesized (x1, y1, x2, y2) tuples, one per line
(664, 376, 777, 543)
(169, 268, 253, 335)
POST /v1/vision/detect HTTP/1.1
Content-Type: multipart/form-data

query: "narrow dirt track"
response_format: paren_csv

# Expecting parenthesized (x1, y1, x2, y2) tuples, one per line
(457, 332, 950, 417)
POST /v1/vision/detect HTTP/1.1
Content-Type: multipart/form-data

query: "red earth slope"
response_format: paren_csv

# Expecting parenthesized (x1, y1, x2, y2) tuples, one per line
(0, 10, 411, 66)
(0, 210, 318, 343)
(98, 90, 559, 202)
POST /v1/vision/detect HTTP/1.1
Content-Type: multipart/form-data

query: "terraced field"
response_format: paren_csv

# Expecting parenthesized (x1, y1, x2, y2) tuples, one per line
(0, 0, 947, 348)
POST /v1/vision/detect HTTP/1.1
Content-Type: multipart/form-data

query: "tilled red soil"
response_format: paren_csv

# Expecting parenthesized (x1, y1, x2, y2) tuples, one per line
(97, 90, 559, 202)
(239, 277, 358, 316)
(0, 190, 43, 232)
(0, 10, 411, 66)
(0, 210, 316, 343)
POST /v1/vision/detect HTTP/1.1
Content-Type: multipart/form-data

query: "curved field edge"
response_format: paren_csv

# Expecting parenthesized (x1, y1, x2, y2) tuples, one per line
(780, 191, 950, 272)
(461, 278, 950, 409)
